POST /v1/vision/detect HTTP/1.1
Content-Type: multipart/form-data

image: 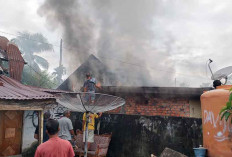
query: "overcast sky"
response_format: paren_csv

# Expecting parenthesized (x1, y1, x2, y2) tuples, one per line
(0, 0, 61, 71)
(1, 0, 232, 87)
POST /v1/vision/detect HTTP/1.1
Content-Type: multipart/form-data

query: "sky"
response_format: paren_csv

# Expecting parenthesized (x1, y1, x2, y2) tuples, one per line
(0, 0, 61, 71)
(0, 0, 232, 87)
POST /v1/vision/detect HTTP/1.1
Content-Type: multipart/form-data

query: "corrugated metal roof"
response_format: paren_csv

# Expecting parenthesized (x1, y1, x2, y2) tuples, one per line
(0, 74, 55, 100)
(0, 36, 9, 52)
(7, 42, 25, 81)
(27, 85, 74, 94)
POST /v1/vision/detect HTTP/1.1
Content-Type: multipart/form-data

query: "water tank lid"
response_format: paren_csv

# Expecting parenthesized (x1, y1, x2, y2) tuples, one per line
(201, 89, 230, 98)
(216, 85, 232, 90)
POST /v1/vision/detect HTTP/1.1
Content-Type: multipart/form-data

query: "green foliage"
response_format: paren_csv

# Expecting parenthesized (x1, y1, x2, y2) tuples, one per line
(220, 88, 232, 123)
(34, 55, 49, 69)
(11, 32, 53, 72)
(22, 66, 58, 89)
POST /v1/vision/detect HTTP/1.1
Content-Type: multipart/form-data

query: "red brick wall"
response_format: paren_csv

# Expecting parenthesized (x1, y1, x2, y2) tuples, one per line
(108, 96, 190, 117)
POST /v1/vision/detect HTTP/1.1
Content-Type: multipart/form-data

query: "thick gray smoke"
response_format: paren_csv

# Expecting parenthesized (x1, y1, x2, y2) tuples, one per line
(38, 0, 95, 66)
(91, 0, 176, 86)
(38, 0, 176, 86)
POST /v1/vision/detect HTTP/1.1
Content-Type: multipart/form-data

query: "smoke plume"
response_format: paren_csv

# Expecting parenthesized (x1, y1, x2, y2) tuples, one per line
(38, 0, 177, 86)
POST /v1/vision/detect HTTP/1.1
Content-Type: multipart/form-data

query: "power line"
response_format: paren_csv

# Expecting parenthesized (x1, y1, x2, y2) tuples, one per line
(53, 43, 210, 80)
(0, 29, 207, 61)
(58, 46, 211, 80)
(95, 54, 210, 80)
(59, 44, 210, 80)
(0, 30, 61, 48)
(0, 30, 211, 81)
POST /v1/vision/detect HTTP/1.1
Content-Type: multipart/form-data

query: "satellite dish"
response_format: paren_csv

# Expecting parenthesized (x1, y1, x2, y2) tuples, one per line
(56, 92, 125, 157)
(56, 92, 125, 113)
(211, 66, 232, 84)
(207, 59, 232, 85)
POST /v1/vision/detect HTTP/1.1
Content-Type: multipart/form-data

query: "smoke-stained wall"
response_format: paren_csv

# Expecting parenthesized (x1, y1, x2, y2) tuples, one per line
(98, 86, 207, 118)
(21, 104, 202, 156)
(71, 113, 202, 157)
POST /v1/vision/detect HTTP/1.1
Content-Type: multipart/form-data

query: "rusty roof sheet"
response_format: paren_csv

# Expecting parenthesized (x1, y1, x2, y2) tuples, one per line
(0, 75, 55, 100)
(7, 42, 25, 81)
(0, 36, 9, 52)
(27, 85, 74, 94)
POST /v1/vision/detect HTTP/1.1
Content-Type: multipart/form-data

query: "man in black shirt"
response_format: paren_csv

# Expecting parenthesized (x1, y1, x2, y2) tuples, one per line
(34, 112, 51, 142)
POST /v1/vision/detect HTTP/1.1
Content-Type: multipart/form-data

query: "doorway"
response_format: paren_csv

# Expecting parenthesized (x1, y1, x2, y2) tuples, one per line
(0, 110, 23, 156)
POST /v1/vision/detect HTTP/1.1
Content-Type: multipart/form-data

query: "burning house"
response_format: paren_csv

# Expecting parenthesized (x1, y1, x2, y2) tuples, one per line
(58, 55, 211, 156)
(59, 54, 211, 119)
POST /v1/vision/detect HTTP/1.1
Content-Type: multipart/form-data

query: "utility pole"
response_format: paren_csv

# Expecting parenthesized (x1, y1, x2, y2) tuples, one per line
(57, 39, 63, 84)
(59, 39, 62, 67)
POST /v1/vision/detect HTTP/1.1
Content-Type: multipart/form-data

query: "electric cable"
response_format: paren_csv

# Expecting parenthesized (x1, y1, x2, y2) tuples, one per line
(0, 30, 211, 81)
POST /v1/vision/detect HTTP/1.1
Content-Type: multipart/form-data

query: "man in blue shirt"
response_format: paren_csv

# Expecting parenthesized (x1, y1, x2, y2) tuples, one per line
(83, 73, 101, 103)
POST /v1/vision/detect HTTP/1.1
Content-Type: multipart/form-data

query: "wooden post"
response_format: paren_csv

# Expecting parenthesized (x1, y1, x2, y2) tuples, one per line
(38, 111, 44, 144)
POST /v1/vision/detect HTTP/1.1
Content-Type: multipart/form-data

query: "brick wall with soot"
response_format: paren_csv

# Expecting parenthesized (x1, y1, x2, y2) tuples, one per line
(107, 95, 190, 117)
